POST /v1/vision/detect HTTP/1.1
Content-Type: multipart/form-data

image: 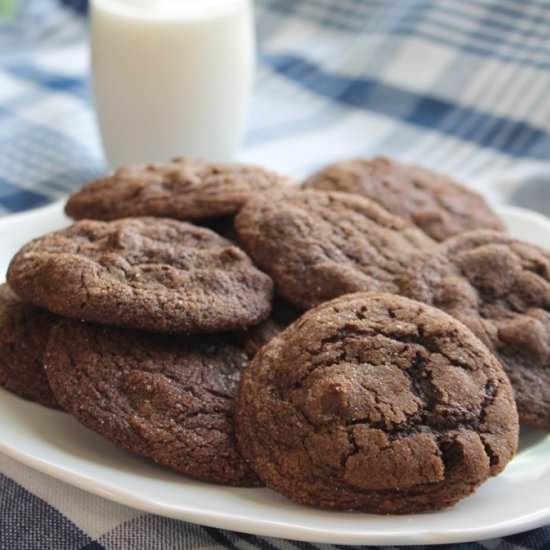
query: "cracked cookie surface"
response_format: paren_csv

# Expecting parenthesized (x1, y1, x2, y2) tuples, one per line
(303, 157, 504, 241)
(235, 292, 518, 513)
(65, 158, 293, 222)
(0, 284, 60, 409)
(398, 230, 550, 430)
(45, 320, 260, 486)
(7, 218, 273, 334)
(234, 190, 435, 310)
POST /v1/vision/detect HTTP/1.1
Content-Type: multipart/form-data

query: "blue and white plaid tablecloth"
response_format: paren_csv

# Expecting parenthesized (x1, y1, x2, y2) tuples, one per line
(1, 0, 550, 548)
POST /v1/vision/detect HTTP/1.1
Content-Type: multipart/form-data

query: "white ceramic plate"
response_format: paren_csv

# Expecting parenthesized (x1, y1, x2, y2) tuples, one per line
(0, 201, 549, 546)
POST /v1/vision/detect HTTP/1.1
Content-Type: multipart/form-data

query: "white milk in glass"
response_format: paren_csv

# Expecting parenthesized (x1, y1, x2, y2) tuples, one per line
(90, 0, 255, 167)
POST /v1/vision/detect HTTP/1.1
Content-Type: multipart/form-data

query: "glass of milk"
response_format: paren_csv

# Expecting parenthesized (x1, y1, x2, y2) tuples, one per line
(90, 0, 255, 167)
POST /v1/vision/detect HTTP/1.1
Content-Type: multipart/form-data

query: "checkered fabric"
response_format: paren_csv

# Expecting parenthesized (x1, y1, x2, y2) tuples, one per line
(1, 0, 550, 548)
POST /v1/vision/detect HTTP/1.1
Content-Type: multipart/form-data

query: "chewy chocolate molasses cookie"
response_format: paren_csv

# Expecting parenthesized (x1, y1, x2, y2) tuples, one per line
(235, 190, 435, 310)
(45, 321, 260, 486)
(303, 157, 504, 241)
(65, 159, 292, 222)
(7, 218, 273, 334)
(0, 283, 59, 408)
(236, 292, 518, 513)
(399, 230, 550, 430)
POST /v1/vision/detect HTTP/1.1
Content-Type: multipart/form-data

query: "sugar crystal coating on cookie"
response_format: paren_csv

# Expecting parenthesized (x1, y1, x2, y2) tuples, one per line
(65, 158, 293, 222)
(7, 217, 273, 333)
(303, 157, 504, 241)
(0, 283, 60, 408)
(45, 321, 261, 486)
(235, 292, 518, 513)
(235, 190, 435, 310)
(398, 230, 550, 430)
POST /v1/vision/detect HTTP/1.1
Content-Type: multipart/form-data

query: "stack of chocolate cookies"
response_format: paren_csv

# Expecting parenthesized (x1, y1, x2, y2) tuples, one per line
(2, 155, 546, 515)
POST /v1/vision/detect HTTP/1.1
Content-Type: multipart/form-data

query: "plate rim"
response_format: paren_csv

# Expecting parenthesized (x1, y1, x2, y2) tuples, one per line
(0, 202, 549, 545)
(1, 198, 65, 222)
(2, 426, 549, 546)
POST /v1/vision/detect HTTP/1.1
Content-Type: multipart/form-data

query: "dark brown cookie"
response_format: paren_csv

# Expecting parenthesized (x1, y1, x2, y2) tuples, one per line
(0, 284, 59, 409)
(234, 190, 435, 310)
(7, 218, 273, 334)
(235, 292, 518, 513)
(65, 158, 293, 223)
(45, 320, 260, 486)
(303, 157, 504, 242)
(398, 230, 550, 430)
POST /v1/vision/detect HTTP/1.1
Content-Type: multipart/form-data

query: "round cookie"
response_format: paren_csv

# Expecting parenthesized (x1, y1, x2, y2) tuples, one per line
(234, 190, 435, 310)
(45, 320, 260, 486)
(7, 218, 273, 334)
(65, 158, 293, 222)
(303, 157, 504, 242)
(236, 292, 518, 513)
(398, 230, 550, 430)
(0, 284, 59, 409)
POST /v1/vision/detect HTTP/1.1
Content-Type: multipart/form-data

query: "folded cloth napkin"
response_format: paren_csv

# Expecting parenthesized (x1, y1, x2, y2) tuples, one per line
(1, 0, 550, 549)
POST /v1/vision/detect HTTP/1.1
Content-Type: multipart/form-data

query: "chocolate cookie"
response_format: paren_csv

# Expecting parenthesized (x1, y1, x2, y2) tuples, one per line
(7, 218, 273, 334)
(398, 230, 550, 430)
(303, 157, 504, 242)
(45, 320, 260, 486)
(235, 292, 518, 513)
(65, 159, 293, 223)
(234, 190, 435, 310)
(0, 284, 59, 408)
